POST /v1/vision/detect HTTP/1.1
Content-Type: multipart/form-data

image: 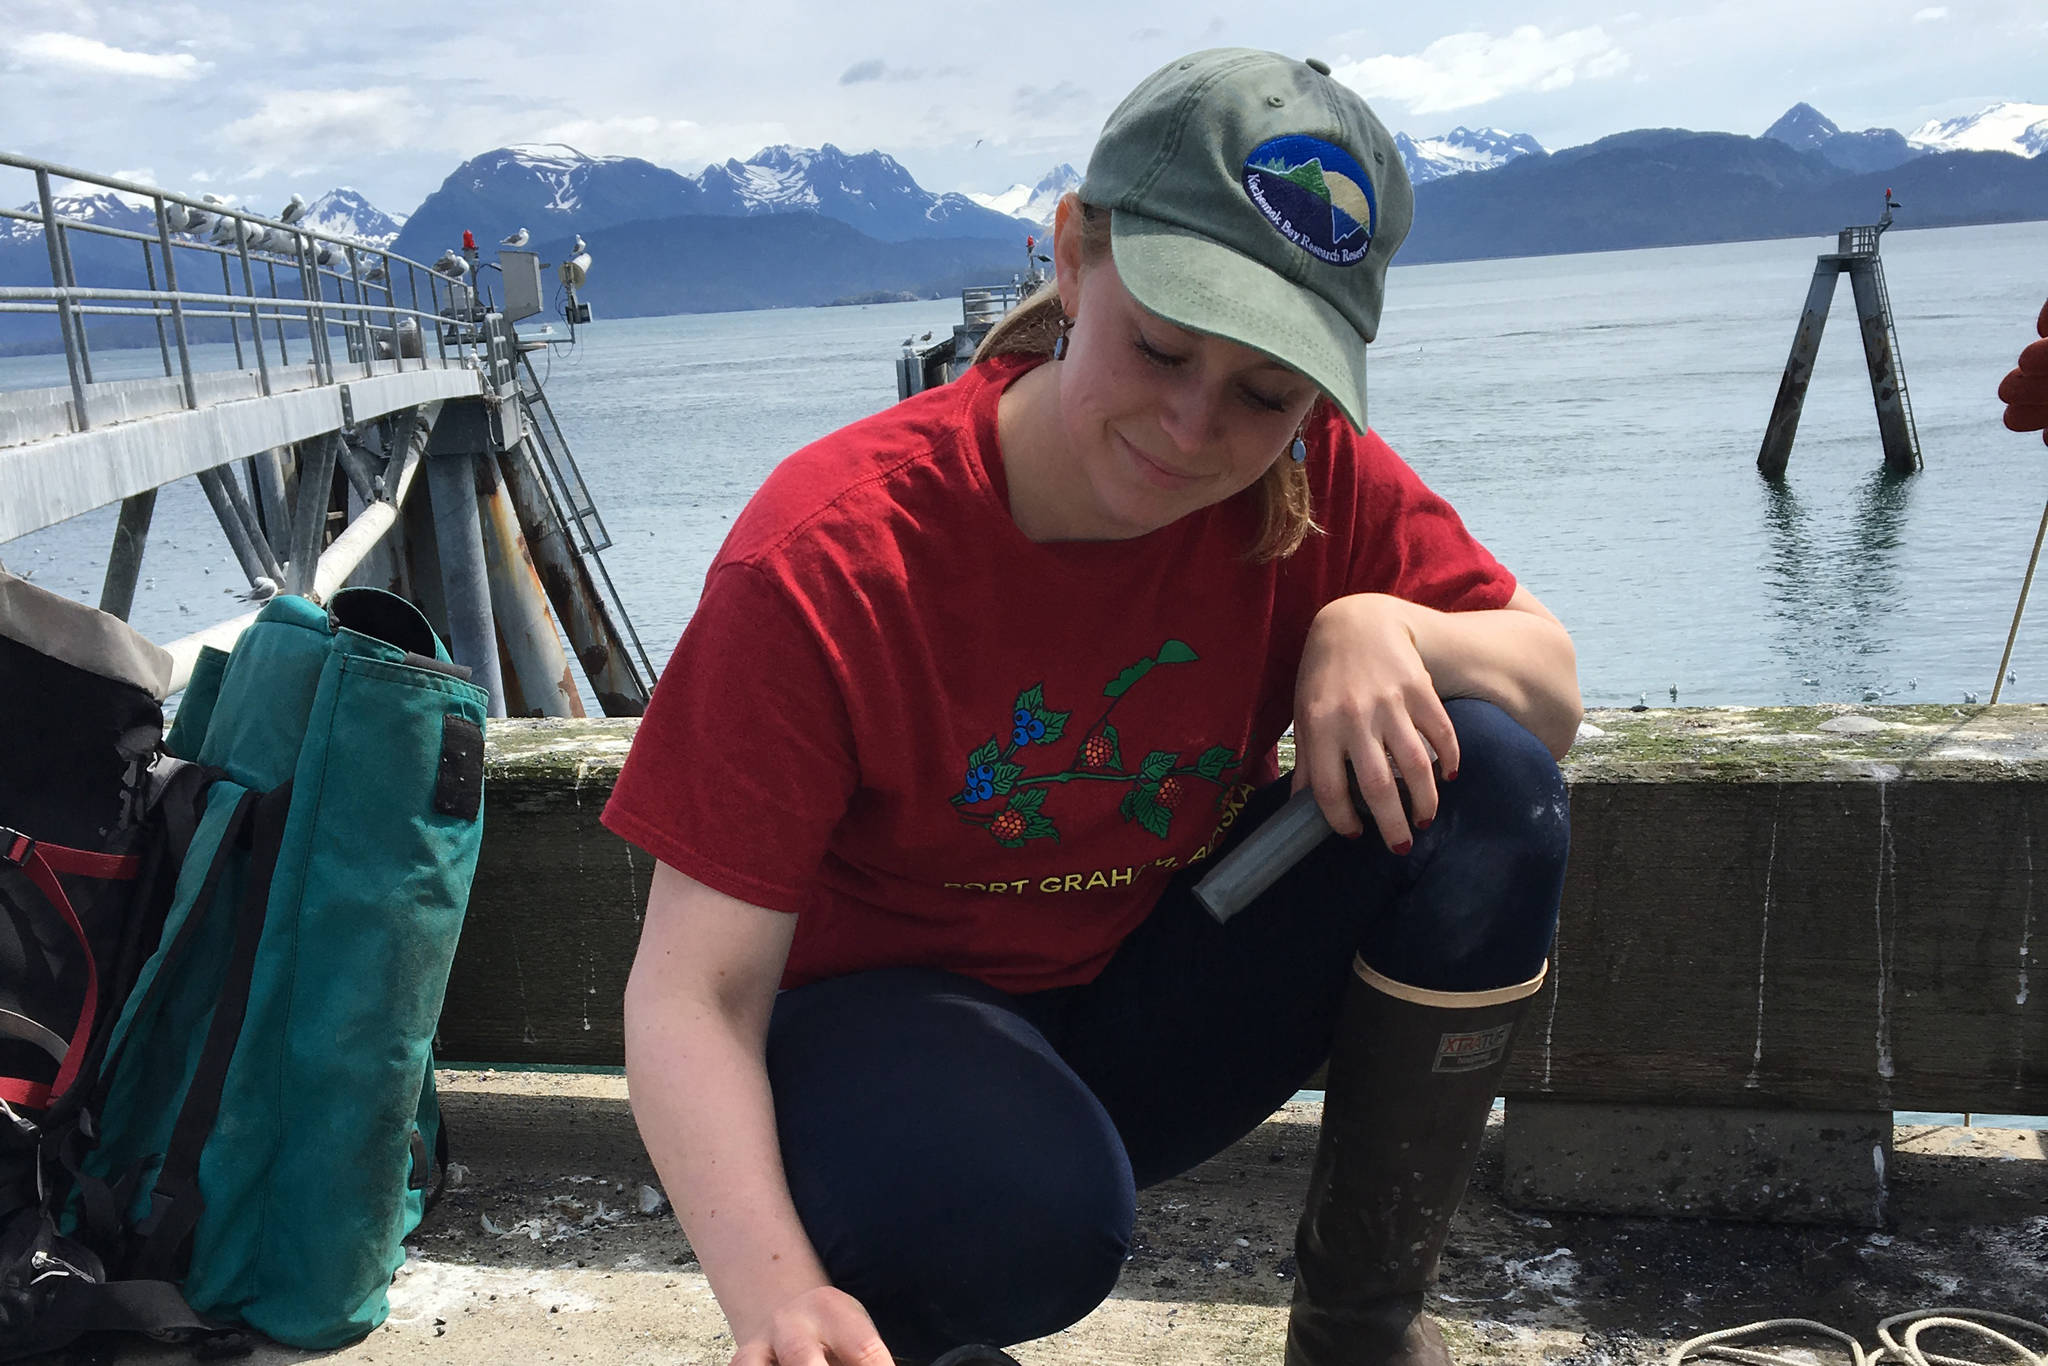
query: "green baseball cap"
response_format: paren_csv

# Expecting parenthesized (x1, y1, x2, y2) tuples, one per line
(1080, 48, 1414, 432)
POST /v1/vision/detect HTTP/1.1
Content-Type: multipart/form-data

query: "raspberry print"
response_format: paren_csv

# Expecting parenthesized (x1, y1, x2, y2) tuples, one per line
(1083, 735, 1114, 768)
(991, 810, 1027, 840)
(1156, 777, 1184, 810)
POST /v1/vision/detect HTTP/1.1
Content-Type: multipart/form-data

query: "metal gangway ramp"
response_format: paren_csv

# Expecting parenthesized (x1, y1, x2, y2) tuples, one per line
(0, 154, 651, 717)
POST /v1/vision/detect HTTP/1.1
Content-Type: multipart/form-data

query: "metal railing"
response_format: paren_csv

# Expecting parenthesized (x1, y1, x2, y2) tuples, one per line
(0, 152, 496, 434)
(1837, 225, 1881, 256)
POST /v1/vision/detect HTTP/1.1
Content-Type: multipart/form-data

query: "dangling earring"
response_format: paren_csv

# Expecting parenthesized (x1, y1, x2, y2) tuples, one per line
(1289, 429, 1308, 463)
(1053, 313, 1073, 361)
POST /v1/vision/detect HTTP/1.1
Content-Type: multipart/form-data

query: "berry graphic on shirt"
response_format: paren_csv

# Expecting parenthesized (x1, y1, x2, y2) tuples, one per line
(950, 641, 1242, 851)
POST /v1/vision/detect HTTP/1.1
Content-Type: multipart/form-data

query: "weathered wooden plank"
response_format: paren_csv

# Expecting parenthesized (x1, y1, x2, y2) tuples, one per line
(441, 706, 2048, 1116)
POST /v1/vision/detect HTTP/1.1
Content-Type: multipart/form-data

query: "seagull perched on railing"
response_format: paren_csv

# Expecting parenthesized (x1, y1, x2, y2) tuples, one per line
(571, 234, 586, 254)
(501, 227, 529, 247)
(263, 226, 297, 253)
(162, 202, 190, 232)
(432, 249, 469, 279)
(364, 260, 389, 284)
(278, 193, 306, 224)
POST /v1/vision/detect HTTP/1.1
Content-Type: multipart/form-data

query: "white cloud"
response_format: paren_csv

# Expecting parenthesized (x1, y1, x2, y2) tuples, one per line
(1911, 6, 1948, 19)
(10, 31, 204, 80)
(222, 87, 426, 165)
(1331, 25, 1631, 115)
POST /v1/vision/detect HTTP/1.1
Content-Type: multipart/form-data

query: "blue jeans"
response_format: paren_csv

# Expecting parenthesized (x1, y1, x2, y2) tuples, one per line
(764, 700, 1567, 1359)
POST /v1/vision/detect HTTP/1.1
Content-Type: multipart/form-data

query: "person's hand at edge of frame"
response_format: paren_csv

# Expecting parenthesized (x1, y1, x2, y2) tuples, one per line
(727, 1284, 892, 1366)
(1999, 297, 2048, 446)
(1291, 594, 1458, 852)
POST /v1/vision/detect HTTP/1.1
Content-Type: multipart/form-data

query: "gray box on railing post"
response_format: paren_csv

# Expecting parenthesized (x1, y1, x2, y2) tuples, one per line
(499, 250, 544, 324)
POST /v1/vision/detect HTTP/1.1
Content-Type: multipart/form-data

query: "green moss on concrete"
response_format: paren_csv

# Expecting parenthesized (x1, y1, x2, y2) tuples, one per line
(481, 705, 2048, 787)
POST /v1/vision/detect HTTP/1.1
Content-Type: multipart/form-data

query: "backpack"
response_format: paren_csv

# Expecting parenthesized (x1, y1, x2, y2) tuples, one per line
(0, 570, 214, 1357)
(1, 578, 488, 1356)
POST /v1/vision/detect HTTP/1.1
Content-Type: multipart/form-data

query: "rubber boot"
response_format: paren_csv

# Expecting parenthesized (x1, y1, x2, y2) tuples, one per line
(1284, 956, 1548, 1366)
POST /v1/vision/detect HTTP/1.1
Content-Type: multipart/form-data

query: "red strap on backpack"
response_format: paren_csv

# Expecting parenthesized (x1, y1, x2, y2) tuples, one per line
(1, 826, 138, 1111)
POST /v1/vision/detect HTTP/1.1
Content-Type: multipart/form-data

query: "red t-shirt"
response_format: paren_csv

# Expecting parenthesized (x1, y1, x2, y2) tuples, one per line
(602, 353, 1515, 993)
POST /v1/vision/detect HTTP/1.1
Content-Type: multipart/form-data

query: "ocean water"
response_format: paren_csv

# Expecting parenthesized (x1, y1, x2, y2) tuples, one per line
(5, 218, 2048, 709)
(6, 223, 2044, 1127)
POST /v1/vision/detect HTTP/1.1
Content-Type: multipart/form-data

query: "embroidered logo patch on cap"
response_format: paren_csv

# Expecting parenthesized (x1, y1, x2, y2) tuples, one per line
(1240, 134, 1376, 266)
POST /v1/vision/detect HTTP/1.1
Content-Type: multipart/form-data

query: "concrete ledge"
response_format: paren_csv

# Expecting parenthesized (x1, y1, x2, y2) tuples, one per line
(450, 705, 2048, 1124)
(1501, 1099, 1893, 1226)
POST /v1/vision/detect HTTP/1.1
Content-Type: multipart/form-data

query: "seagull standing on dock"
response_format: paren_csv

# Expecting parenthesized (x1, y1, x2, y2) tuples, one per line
(501, 227, 529, 247)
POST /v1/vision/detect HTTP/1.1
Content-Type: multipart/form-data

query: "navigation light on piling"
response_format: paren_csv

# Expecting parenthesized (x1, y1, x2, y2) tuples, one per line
(462, 229, 476, 252)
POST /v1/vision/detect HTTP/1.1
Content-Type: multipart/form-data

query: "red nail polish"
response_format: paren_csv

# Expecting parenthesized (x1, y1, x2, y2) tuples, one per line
(1444, 769, 1458, 782)
(1391, 840, 1413, 856)
(1414, 818, 1433, 831)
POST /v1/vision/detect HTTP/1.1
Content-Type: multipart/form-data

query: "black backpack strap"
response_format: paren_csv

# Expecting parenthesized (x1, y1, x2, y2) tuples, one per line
(128, 783, 290, 1283)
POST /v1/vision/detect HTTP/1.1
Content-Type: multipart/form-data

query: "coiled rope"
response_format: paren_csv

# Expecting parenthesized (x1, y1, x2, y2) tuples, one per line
(1670, 1310, 2048, 1366)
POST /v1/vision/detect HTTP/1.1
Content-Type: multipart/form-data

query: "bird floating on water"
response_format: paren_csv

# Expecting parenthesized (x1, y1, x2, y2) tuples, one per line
(501, 227, 529, 247)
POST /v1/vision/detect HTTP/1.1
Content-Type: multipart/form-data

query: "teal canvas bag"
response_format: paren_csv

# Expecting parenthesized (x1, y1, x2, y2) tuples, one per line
(70, 588, 486, 1349)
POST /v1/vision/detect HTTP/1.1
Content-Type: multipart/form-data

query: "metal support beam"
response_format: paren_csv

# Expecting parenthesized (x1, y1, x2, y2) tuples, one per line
(425, 400, 506, 716)
(476, 453, 583, 718)
(253, 446, 291, 544)
(98, 490, 157, 621)
(497, 439, 650, 716)
(284, 432, 339, 597)
(197, 465, 284, 589)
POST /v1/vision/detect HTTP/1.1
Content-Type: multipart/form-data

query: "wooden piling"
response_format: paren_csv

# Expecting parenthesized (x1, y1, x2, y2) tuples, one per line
(1848, 260, 1923, 475)
(1757, 264, 1840, 480)
(1756, 220, 1922, 478)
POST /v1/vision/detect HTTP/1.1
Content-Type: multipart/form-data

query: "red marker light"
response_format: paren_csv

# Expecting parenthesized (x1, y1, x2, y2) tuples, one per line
(462, 229, 476, 251)
(1026, 234, 1035, 250)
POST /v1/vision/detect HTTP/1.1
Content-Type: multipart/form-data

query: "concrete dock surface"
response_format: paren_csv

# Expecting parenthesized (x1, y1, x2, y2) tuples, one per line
(91, 1069, 2046, 1365)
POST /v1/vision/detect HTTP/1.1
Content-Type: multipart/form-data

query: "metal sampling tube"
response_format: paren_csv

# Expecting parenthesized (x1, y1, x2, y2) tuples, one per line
(1192, 786, 1336, 923)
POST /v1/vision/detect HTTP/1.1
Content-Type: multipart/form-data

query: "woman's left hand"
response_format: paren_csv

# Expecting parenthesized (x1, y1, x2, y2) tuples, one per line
(1292, 594, 1457, 851)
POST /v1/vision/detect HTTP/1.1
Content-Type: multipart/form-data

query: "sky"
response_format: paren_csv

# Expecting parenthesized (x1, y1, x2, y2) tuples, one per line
(2, 0, 2044, 219)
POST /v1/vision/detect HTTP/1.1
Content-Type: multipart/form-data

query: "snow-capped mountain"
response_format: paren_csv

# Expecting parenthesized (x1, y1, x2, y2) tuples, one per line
(697, 143, 1030, 239)
(393, 142, 1036, 261)
(968, 164, 1080, 227)
(1909, 102, 2048, 158)
(1394, 128, 1545, 185)
(1761, 103, 1914, 174)
(3, 189, 158, 242)
(300, 188, 406, 247)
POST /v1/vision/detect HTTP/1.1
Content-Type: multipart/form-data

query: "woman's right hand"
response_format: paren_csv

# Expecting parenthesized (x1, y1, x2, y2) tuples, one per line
(729, 1285, 893, 1366)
